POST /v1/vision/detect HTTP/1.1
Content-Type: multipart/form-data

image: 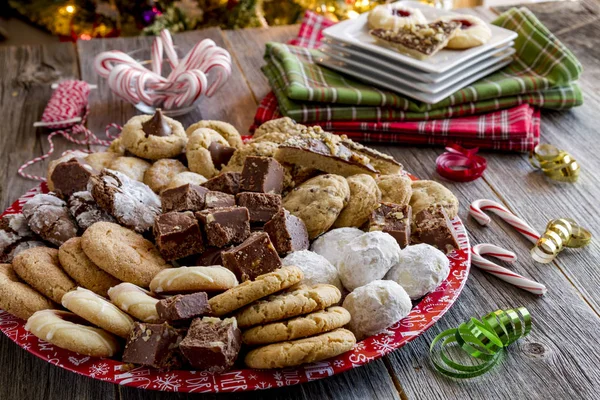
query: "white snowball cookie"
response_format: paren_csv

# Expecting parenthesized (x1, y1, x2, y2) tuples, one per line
(385, 243, 450, 300)
(338, 231, 401, 292)
(367, 4, 427, 31)
(282, 250, 342, 291)
(343, 280, 411, 340)
(310, 227, 364, 270)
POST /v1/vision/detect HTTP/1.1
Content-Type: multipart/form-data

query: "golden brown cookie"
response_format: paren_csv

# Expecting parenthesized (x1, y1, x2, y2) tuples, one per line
(107, 138, 126, 155)
(208, 266, 303, 317)
(410, 180, 459, 219)
(81, 222, 170, 287)
(377, 174, 413, 206)
(58, 237, 121, 297)
(107, 282, 160, 323)
(221, 141, 279, 173)
(341, 139, 403, 175)
(186, 120, 243, 148)
(186, 128, 230, 178)
(235, 284, 342, 328)
(283, 174, 350, 239)
(109, 156, 152, 182)
(12, 247, 76, 304)
(25, 310, 120, 357)
(143, 159, 188, 193)
(248, 131, 291, 145)
(334, 174, 381, 228)
(84, 151, 120, 172)
(149, 266, 238, 294)
(120, 112, 187, 160)
(244, 328, 356, 369)
(254, 117, 303, 138)
(0, 263, 55, 320)
(165, 171, 208, 191)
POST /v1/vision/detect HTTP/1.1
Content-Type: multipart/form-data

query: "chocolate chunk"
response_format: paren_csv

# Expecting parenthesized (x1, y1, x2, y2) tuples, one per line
(202, 172, 241, 195)
(142, 109, 172, 137)
(263, 209, 309, 255)
(209, 142, 236, 169)
(205, 191, 235, 209)
(179, 317, 241, 373)
(51, 158, 95, 199)
(122, 322, 184, 369)
(413, 206, 459, 254)
(196, 207, 250, 248)
(222, 231, 281, 281)
(369, 203, 411, 248)
(68, 191, 116, 231)
(161, 184, 209, 213)
(156, 292, 212, 322)
(235, 192, 282, 224)
(22, 193, 78, 246)
(154, 211, 205, 260)
(194, 246, 228, 266)
(240, 156, 284, 194)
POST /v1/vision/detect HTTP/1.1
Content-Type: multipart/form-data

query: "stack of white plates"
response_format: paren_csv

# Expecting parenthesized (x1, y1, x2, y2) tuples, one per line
(319, 1, 518, 104)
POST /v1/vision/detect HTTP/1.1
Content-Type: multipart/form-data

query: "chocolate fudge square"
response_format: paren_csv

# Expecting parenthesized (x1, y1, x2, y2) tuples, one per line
(369, 203, 411, 248)
(156, 292, 212, 322)
(154, 211, 205, 260)
(194, 246, 230, 266)
(196, 207, 250, 248)
(222, 232, 282, 281)
(205, 191, 235, 209)
(161, 184, 209, 213)
(179, 317, 242, 373)
(413, 205, 459, 254)
(264, 209, 309, 255)
(51, 158, 95, 199)
(202, 172, 241, 195)
(240, 156, 284, 194)
(235, 192, 282, 224)
(122, 322, 184, 369)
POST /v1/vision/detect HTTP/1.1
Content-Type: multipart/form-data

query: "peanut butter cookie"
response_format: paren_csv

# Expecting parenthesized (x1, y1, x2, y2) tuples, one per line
(109, 156, 152, 182)
(377, 174, 413, 206)
(186, 128, 232, 178)
(186, 120, 243, 148)
(334, 174, 381, 228)
(0, 263, 55, 320)
(410, 180, 459, 219)
(254, 117, 302, 138)
(144, 158, 189, 193)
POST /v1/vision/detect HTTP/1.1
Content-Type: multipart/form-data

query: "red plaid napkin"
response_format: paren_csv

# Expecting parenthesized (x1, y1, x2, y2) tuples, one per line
(253, 11, 541, 152)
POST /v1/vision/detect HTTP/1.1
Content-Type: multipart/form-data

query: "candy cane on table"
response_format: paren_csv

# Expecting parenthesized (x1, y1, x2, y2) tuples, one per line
(469, 199, 541, 243)
(151, 36, 163, 75)
(160, 29, 179, 69)
(471, 244, 547, 295)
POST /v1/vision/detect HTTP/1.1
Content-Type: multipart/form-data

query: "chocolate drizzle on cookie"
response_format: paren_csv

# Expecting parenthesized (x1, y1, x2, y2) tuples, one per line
(142, 109, 172, 137)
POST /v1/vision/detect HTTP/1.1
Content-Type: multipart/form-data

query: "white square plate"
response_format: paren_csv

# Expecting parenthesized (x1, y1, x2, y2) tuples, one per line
(321, 1, 518, 74)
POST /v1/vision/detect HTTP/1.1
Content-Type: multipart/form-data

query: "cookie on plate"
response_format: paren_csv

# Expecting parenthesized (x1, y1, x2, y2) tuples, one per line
(109, 156, 152, 182)
(436, 15, 492, 49)
(108, 282, 160, 323)
(253, 117, 302, 138)
(186, 120, 243, 149)
(333, 174, 381, 228)
(144, 159, 189, 193)
(410, 180, 459, 219)
(186, 128, 235, 178)
(0, 263, 55, 320)
(377, 174, 412, 206)
(150, 266, 238, 294)
(22, 193, 78, 246)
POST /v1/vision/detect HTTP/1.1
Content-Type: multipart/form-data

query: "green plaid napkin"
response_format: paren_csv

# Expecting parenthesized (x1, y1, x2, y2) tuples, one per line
(262, 7, 583, 122)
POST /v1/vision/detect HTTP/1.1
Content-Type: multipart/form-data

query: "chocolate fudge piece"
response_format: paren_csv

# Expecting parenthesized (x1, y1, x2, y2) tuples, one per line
(240, 156, 284, 194)
(179, 317, 241, 373)
(196, 207, 250, 248)
(413, 206, 459, 254)
(202, 172, 241, 195)
(222, 232, 282, 281)
(209, 142, 236, 169)
(205, 191, 235, 209)
(122, 322, 184, 369)
(235, 192, 282, 224)
(51, 158, 95, 199)
(156, 292, 212, 322)
(194, 246, 228, 266)
(369, 203, 411, 248)
(154, 211, 204, 260)
(142, 109, 171, 137)
(161, 184, 209, 213)
(263, 209, 309, 255)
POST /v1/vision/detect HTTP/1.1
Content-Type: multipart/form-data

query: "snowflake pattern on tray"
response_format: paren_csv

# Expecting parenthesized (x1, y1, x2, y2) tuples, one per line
(0, 182, 471, 393)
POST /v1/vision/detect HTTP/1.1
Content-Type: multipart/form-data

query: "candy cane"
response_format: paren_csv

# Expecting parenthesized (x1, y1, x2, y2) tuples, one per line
(160, 29, 179, 69)
(469, 199, 541, 243)
(471, 244, 547, 295)
(151, 36, 163, 75)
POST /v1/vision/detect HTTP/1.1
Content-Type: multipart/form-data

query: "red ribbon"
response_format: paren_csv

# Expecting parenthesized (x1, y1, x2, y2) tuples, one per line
(436, 144, 487, 182)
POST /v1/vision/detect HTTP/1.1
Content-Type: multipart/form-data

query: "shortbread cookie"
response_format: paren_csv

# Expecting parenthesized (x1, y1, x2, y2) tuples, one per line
(186, 120, 243, 148)
(81, 222, 170, 287)
(235, 284, 341, 328)
(341, 140, 402, 175)
(85, 151, 120, 172)
(410, 180, 459, 219)
(310, 227, 364, 270)
(22, 194, 78, 246)
(283, 174, 350, 239)
(254, 117, 302, 138)
(282, 250, 342, 290)
(62, 287, 134, 338)
(13, 247, 76, 304)
(222, 142, 279, 173)
(89, 169, 161, 232)
(165, 171, 208, 191)
(334, 174, 381, 228)
(244, 328, 356, 369)
(109, 156, 152, 182)
(242, 306, 351, 345)
(58, 237, 121, 297)
(377, 174, 412, 206)
(186, 128, 232, 178)
(144, 159, 189, 193)
(25, 310, 119, 357)
(108, 282, 160, 323)
(437, 15, 492, 49)
(208, 265, 303, 317)
(367, 4, 427, 31)
(149, 266, 239, 294)
(0, 263, 55, 320)
(68, 191, 116, 231)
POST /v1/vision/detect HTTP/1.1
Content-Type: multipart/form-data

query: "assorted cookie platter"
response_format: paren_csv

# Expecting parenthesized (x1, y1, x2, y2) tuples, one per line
(0, 112, 469, 392)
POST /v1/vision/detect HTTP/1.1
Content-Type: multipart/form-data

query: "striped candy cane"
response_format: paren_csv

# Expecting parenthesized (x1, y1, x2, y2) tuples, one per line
(469, 199, 541, 243)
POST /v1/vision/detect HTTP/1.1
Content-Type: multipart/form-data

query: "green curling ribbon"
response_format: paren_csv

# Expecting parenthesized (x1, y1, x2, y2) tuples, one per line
(429, 307, 531, 379)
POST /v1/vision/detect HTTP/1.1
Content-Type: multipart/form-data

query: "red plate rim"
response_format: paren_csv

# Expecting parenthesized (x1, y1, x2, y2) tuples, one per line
(0, 182, 470, 393)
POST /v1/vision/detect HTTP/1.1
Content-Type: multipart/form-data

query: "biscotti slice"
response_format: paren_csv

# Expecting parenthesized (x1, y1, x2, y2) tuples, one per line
(341, 139, 403, 175)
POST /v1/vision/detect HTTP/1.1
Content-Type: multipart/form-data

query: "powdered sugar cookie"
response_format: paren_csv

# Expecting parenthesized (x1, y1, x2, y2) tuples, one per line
(310, 227, 364, 270)
(282, 250, 342, 290)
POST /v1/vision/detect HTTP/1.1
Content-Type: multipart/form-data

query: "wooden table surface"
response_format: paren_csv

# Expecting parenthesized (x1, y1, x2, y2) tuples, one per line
(1, 3, 600, 399)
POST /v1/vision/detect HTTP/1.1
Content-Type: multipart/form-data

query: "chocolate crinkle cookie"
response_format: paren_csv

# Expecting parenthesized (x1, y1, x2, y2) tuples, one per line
(21, 193, 78, 247)
(0, 214, 45, 262)
(89, 169, 161, 233)
(68, 191, 116, 231)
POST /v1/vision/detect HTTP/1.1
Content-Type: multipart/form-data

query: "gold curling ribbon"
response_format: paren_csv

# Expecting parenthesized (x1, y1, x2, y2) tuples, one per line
(530, 144, 580, 182)
(531, 218, 592, 263)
